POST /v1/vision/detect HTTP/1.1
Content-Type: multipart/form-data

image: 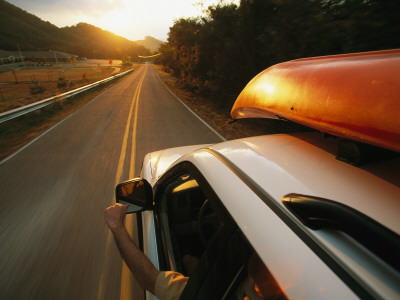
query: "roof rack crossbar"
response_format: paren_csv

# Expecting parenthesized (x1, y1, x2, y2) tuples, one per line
(282, 194, 400, 272)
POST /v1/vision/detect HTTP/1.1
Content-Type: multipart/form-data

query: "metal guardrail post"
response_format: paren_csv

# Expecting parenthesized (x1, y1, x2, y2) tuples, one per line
(0, 69, 133, 124)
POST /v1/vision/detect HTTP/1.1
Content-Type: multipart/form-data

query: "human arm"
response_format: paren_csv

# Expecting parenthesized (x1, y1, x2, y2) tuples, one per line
(104, 203, 160, 294)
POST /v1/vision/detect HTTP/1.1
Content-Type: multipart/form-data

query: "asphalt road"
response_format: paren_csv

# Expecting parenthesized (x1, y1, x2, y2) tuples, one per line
(0, 64, 223, 300)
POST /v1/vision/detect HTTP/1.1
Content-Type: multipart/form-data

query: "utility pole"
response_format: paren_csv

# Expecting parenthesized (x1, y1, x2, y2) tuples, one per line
(50, 50, 58, 66)
(0, 88, 5, 102)
(11, 69, 18, 83)
(17, 44, 23, 62)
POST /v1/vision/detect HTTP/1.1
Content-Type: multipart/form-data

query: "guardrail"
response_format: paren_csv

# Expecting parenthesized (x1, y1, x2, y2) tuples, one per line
(0, 69, 133, 124)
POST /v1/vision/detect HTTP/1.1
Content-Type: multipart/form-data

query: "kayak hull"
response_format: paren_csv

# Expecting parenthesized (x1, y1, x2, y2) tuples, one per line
(231, 49, 400, 152)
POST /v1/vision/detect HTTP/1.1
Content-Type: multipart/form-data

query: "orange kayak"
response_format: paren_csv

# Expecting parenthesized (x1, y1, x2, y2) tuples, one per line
(231, 49, 400, 152)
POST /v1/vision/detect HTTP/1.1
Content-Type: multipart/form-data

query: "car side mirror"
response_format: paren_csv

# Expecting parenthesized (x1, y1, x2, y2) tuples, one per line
(115, 178, 153, 213)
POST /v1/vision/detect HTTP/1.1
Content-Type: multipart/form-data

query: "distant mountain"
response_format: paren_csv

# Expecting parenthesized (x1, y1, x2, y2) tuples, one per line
(0, 0, 153, 60)
(0, 0, 67, 51)
(60, 23, 152, 59)
(136, 36, 163, 53)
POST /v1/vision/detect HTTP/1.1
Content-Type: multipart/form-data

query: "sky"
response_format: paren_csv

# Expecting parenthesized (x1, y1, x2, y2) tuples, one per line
(7, 0, 239, 42)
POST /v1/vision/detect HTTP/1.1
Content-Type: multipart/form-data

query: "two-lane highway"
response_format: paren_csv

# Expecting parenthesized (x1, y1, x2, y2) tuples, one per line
(0, 64, 223, 300)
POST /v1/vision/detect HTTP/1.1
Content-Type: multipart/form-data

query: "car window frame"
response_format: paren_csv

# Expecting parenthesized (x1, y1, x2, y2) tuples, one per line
(151, 161, 235, 271)
(150, 161, 289, 299)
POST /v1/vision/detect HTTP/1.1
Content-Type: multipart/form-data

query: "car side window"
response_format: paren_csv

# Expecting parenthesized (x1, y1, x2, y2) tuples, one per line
(154, 172, 218, 275)
(153, 163, 287, 299)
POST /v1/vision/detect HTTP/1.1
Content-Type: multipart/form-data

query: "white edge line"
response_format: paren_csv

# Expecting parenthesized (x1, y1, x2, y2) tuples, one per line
(154, 67, 227, 142)
(0, 78, 124, 166)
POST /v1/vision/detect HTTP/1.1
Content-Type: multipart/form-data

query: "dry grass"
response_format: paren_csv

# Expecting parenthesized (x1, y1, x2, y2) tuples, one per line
(0, 65, 125, 113)
(0, 75, 127, 161)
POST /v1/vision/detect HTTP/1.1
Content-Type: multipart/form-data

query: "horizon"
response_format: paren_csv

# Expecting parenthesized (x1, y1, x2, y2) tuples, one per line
(6, 0, 239, 42)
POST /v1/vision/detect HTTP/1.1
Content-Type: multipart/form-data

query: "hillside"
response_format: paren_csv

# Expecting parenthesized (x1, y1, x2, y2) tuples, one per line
(60, 23, 151, 59)
(0, 0, 153, 60)
(0, 0, 70, 51)
(136, 36, 163, 53)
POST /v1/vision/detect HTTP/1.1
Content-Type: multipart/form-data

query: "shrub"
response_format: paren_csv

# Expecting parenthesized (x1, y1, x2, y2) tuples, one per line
(57, 79, 67, 89)
(30, 84, 45, 95)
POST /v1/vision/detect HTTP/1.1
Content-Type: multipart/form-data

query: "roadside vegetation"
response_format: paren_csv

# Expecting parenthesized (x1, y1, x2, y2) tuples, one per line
(0, 73, 128, 161)
(154, 65, 310, 141)
(0, 63, 129, 112)
(155, 0, 400, 111)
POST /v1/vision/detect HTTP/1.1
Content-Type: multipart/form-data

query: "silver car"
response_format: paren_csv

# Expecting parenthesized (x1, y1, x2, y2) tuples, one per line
(115, 50, 400, 299)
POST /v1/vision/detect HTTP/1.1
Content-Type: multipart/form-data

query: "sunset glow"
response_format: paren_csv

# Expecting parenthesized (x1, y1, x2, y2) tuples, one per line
(7, 0, 239, 41)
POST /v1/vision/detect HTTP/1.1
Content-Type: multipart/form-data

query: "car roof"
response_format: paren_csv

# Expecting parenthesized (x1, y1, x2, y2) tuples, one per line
(145, 144, 210, 182)
(206, 132, 400, 235)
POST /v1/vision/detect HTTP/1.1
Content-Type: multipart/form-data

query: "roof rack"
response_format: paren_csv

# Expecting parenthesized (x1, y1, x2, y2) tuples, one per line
(282, 193, 400, 272)
(336, 139, 399, 166)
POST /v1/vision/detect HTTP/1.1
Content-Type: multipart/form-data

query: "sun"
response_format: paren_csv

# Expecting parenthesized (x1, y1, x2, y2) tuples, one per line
(89, 8, 134, 37)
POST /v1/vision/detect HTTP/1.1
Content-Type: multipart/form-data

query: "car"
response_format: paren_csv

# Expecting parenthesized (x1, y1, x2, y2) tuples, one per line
(115, 49, 400, 299)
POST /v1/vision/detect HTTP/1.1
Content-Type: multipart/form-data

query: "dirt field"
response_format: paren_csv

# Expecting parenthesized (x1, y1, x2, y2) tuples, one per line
(0, 60, 126, 113)
(0, 73, 128, 161)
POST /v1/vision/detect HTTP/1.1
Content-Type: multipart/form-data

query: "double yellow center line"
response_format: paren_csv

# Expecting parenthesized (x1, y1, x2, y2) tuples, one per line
(115, 66, 146, 186)
(97, 65, 147, 300)
(119, 66, 146, 300)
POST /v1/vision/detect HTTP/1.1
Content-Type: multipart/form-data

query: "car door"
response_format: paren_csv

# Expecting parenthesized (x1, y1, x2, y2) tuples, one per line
(143, 161, 288, 300)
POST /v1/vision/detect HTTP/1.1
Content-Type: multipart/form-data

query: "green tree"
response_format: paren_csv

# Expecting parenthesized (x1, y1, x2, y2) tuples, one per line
(159, 0, 400, 109)
(166, 18, 203, 86)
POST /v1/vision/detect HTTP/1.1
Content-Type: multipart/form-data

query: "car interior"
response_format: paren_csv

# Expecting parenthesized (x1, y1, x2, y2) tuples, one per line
(158, 174, 219, 275)
(156, 172, 288, 299)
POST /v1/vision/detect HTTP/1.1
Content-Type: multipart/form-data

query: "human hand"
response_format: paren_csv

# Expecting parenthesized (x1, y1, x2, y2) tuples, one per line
(104, 203, 129, 232)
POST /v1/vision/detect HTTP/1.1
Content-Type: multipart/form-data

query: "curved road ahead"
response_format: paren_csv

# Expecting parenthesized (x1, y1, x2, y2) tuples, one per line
(0, 64, 223, 300)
